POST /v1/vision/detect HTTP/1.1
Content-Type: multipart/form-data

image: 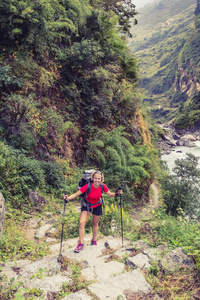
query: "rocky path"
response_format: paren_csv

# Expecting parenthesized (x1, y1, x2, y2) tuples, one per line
(1, 185, 194, 300)
(2, 234, 193, 300)
(1, 226, 193, 299)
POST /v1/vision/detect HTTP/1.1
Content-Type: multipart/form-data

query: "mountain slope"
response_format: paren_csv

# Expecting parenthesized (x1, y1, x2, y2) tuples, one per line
(129, 0, 197, 123)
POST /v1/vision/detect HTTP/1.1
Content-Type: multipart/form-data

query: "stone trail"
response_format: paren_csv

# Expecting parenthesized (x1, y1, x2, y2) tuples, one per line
(0, 231, 194, 300)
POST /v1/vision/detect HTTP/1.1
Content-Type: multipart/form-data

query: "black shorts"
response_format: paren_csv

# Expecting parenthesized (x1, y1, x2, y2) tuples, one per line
(81, 204, 102, 216)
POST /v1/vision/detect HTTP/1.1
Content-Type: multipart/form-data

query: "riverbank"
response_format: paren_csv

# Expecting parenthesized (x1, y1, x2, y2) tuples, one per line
(157, 122, 200, 155)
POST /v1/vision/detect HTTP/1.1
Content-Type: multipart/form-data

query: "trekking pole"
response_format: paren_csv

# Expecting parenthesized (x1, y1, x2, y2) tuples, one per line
(119, 189, 124, 248)
(58, 193, 67, 262)
(115, 186, 124, 248)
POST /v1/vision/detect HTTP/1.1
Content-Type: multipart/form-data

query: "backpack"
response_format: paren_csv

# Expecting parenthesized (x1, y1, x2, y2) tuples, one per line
(78, 170, 104, 211)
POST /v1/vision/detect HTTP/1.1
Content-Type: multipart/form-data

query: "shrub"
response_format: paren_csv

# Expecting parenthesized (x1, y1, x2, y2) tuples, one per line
(0, 65, 22, 91)
(41, 161, 65, 191)
(0, 142, 66, 207)
(160, 153, 200, 216)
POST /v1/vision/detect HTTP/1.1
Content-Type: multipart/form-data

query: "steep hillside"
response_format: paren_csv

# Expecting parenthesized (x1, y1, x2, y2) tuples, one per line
(0, 0, 158, 208)
(173, 1, 200, 128)
(129, 0, 197, 123)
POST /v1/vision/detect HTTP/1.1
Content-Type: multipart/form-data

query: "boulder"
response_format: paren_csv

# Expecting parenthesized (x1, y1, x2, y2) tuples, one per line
(143, 244, 168, 262)
(177, 139, 196, 147)
(125, 253, 151, 269)
(35, 224, 53, 239)
(28, 190, 49, 206)
(160, 247, 194, 273)
(180, 134, 196, 141)
(0, 191, 5, 234)
(164, 135, 177, 146)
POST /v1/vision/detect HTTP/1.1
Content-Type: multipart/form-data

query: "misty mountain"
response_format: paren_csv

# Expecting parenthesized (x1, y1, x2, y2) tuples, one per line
(129, 0, 199, 127)
(133, 0, 158, 9)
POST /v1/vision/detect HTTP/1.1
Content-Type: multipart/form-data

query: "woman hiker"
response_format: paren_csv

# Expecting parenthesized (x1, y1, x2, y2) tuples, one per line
(64, 171, 123, 253)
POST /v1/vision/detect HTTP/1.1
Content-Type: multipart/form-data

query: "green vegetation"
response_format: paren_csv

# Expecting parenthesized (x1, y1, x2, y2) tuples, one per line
(160, 153, 200, 216)
(128, 0, 199, 123)
(0, 217, 50, 262)
(87, 126, 158, 188)
(0, 1, 200, 298)
(1, 155, 200, 299)
(0, 142, 65, 208)
(0, 0, 158, 208)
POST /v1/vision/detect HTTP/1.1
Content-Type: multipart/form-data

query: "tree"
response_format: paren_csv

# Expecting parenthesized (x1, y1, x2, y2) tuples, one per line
(161, 153, 200, 216)
(101, 0, 138, 37)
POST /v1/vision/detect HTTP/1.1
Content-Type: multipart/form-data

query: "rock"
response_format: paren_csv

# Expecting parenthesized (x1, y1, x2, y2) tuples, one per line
(28, 274, 70, 299)
(164, 135, 177, 146)
(160, 247, 194, 273)
(82, 259, 125, 281)
(26, 217, 41, 228)
(46, 218, 57, 224)
(35, 224, 53, 239)
(0, 232, 195, 300)
(28, 190, 49, 206)
(0, 191, 5, 234)
(46, 237, 58, 243)
(180, 134, 196, 141)
(126, 253, 151, 269)
(62, 290, 93, 300)
(0, 259, 32, 282)
(177, 139, 196, 147)
(129, 240, 150, 251)
(62, 237, 127, 282)
(173, 134, 181, 140)
(176, 140, 185, 146)
(46, 227, 57, 236)
(143, 245, 168, 262)
(19, 256, 61, 278)
(44, 212, 53, 218)
(89, 269, 152, 300)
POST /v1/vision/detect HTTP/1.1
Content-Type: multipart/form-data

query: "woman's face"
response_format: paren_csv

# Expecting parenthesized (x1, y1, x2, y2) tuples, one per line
(93, 174, 102, 186)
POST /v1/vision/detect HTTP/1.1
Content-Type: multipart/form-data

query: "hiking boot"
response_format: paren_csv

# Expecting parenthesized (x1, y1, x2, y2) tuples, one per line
(91, 239, 97, 245)
(74, 243, 84, 253)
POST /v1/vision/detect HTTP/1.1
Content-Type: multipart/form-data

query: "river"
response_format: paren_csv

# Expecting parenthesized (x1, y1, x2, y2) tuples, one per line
(161, 141, 200, 172)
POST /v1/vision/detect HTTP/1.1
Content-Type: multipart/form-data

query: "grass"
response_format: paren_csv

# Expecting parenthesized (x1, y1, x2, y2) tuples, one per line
(144, 267, 200, 299)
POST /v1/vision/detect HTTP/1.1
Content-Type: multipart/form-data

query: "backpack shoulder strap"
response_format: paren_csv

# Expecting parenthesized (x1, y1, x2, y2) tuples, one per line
(100, 183, 104, 193)
(85, 181, 91, 200)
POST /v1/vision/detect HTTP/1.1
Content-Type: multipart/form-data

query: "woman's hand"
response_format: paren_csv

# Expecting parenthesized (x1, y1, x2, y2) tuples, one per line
(63, 190, 82, 202)
(117, 188, 123, 195)
(115, 188, 123, 197)
(63, 194, 68, 202)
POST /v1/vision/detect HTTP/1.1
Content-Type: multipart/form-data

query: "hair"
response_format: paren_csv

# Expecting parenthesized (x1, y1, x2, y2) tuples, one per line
(91, 171, 104, 182)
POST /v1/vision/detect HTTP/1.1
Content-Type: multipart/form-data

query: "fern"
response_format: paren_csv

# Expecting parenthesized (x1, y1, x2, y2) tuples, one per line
(87, 127, 152, 185)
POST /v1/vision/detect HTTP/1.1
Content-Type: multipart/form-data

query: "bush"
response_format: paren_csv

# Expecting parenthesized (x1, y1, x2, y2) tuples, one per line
(160, 153, 200, 216)
(41, 161, 65, 191)
(0, 65, 22, 91)
(0, 142, 66, 207)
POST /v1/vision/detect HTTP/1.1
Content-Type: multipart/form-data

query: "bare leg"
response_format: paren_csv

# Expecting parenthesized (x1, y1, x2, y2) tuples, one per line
(79, 211, 91, 244)
(92, 214, 101, 241)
